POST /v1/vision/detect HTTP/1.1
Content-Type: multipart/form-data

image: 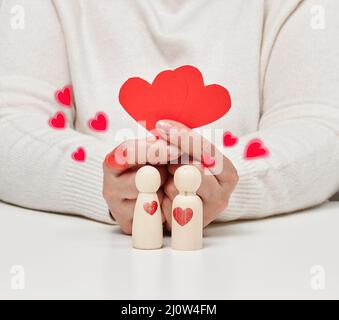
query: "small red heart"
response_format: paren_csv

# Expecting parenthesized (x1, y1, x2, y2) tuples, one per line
(245, 139, 269, 159)
(173, 207, 193, 226)
(55, 86, 72, 107)
(49, 112, 66, 129)
(88, 112, 108, 132)
(223, 132, 238, 147)
(201, 154, 216, 168)
(72, 147, 86, 162)
(143, 201, 158, 215)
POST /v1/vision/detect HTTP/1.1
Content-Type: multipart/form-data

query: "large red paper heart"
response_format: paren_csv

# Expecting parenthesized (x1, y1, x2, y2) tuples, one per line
(55, 86, 72, 107)
(245, 139, 269, 159)
(49, 112, 66, 129)
(143, 201, 158, 215)
(88, 112, 108, 132)
(72, 147, 86, 162)
(119, 65, 231, 132)
(173, 207, 193, 226)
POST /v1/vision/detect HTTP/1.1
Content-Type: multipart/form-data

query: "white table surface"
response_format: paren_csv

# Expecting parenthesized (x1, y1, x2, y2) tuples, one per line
(0, 201, 338, 300)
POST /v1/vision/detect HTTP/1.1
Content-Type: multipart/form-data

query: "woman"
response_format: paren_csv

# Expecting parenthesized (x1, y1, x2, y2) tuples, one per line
(0, 0, 338, 234)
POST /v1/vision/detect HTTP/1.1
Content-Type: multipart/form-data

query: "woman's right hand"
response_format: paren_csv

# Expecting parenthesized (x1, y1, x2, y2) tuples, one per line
(102, 138, 181, 234)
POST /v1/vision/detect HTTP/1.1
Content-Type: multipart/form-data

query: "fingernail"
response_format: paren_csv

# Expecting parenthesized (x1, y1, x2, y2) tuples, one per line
(105, 146, 129, 170)
(156, 120, 173, 135)
(149, 128, 160, 139)
(146, 136, 157, 143)
(201, 154, 216, 168)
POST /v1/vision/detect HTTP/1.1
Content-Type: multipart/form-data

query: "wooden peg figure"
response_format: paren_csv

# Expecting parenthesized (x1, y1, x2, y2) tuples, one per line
(171, 165, 203, 251)
(132, 166, 163, 250)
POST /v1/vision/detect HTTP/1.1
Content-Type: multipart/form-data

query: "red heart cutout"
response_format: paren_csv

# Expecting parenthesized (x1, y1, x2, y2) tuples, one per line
(223, 132, 238, 147)
(55, 86, 72, 107)
(119, 65, 231, 132)
(49, 112, 66, 129)
(245, 139, 269, 159)
(143, 201, 158, 215)
(88, 112, 108, 132)
(72, 147, 86, 162)
(173, 207, 193, 226)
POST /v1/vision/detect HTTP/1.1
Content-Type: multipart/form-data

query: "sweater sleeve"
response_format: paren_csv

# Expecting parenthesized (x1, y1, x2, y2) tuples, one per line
(220, 0, 339, 221)
(0, 0, 113, 223)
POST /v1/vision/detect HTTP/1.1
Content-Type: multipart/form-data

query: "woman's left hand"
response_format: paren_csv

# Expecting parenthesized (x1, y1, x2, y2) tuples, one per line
(156, 120, 239, 231)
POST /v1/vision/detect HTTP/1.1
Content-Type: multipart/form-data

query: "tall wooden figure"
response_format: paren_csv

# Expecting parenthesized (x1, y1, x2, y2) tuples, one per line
(132, 166, 163, 250)
(172, 165, 203, 251)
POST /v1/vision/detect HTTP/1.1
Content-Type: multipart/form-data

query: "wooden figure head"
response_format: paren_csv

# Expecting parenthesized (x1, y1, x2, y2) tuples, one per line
(174, 165, 202, 194)
(135, 165, 161, 193)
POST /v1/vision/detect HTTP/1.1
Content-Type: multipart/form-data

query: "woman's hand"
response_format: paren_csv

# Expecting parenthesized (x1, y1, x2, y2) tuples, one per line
(156, 120, 239, 230)
(103, 138, 181, 234)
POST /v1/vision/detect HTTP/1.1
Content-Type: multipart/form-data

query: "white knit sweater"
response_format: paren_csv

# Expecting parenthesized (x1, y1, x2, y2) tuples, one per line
(0, 0, 338, 224)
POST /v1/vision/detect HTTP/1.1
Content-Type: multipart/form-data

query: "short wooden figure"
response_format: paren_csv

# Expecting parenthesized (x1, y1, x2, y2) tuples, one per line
(171, 165, 203, 251)
(132, 166, 163, 249)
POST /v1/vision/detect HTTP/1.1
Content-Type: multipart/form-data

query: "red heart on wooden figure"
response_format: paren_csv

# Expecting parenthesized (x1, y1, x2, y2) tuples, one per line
(72, 147, 86, 162)
(119, 65, 231, 132)
(223, 132, 238, 147)
(143, 201, 158, 215)
(49, 112, 66, 129)
(173, 207, 194, 226)
(88, 112, 108, 132)
(245, 139, 269, 159)
(55, 86, 72, 107)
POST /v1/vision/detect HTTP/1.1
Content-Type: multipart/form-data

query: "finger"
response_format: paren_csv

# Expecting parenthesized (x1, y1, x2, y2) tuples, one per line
(111, 199, 135, 235)
(162, 196, 172, 231)
(156, 120, 234, 183)
(110, 199, 134, 222)
(157, 189, 164, 204)
(204, 214, 217, 228)
(155, 166, 168, 186)
(104, 138, 182, 177)
(203, 196, 229, 228)
(164, 176, 178, 201)
(104, 140, 134, 175)
(167, 163, 181, 176)
(156, 189, 166, 224)
(115, 166, 167, 200)
(146, 139, 183, 165)
(114, 171, 139, 200)
(167, 164, 220, 200)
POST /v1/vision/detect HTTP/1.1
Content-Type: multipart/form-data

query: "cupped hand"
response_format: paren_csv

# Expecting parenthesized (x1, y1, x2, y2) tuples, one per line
(156, 120, 239, 231)
(103, 138, 181, 234)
